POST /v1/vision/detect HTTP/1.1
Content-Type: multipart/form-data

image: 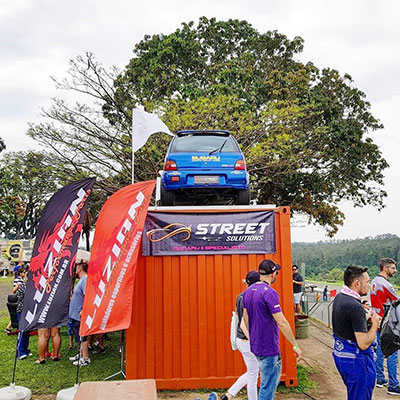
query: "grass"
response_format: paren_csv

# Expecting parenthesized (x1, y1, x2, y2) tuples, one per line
(0, 316, 121, 395)
(278, 364, 317, 394)
(0, 275, 13, 318)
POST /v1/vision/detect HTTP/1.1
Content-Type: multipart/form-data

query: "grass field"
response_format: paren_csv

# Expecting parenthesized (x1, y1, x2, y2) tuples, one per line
(0, 316, 121, 395)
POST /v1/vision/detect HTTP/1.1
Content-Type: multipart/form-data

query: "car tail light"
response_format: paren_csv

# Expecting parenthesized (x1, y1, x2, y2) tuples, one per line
(171, 176, 180, 182)
(164, 160, 177, 171)
(234, 160, 246, 170)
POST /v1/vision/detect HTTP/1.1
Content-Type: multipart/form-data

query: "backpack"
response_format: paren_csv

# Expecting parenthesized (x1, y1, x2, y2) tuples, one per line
(380, 299, 400, 357)
(230, 311, 238, 351)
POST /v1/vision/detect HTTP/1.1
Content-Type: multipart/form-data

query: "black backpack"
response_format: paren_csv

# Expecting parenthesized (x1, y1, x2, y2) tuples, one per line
(380, 299, 400, 357)
(6, 293, 19, 330)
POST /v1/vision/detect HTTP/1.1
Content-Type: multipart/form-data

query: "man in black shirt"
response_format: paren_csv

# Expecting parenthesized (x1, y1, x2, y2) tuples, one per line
(332, 266, 380, 400)
(292, 265, 303, 314)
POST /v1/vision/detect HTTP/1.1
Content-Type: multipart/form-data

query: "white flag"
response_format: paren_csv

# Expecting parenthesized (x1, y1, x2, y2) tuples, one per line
(132, 108, 174, 152)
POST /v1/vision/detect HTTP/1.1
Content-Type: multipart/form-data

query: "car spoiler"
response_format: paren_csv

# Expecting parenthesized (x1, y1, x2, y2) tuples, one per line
(176, 130, 230, 137)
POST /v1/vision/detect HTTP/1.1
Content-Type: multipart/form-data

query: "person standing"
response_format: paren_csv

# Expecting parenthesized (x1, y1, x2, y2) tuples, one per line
(370, 257, 400, 395)
(323, 285, 328, 302)
(220, 270, 260, 400)
(68, 261, 90, 366)
(242, 259, 302, 400)
(15, 267, 31, 359)
(332, 266, 380, 400)
(4, 264, 25, 334)
(292, 265, 303, 314)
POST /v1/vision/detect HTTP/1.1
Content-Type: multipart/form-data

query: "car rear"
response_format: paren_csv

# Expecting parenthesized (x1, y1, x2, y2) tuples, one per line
(161, 130, 250, 205)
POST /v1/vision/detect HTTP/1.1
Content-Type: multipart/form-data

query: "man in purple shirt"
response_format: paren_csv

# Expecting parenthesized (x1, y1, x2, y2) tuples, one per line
(242, 259, 302, 400)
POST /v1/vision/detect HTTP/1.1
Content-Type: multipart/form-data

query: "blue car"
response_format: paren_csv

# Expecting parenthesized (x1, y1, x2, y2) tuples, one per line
(160, 130, 250, 206)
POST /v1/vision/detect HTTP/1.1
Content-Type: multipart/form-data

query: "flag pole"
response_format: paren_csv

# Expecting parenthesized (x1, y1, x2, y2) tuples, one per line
(132, 111, 135, 184)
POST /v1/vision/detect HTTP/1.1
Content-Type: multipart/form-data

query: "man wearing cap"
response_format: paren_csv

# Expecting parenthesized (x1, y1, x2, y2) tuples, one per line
(220, 271, 260, 400)
(242, 259, 302, 400)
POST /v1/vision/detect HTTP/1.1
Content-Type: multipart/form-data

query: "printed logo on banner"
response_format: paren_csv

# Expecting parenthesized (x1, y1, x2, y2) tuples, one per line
(20, 178, 95, 331)
(142, 211, 276, 256)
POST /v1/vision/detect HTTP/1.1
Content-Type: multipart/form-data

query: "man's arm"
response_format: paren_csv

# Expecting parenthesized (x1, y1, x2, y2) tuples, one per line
(272, 311, 302, 359)
(293, 274, 304, 286)
(354, 310, 381, 350)
(241, 308, 250, 339)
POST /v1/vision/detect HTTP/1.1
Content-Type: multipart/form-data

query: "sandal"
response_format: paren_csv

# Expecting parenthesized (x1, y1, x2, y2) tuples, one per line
(68, 345, 73, 350)
(52, 357, 60, 362)
(34, 359, 46, 365)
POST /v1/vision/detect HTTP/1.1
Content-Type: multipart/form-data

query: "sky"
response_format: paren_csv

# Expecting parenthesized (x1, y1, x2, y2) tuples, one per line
(0, 0, 399, 243)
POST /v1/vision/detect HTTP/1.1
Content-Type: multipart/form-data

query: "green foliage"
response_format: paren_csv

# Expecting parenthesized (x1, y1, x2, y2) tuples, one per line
(293, 234, 399, 284)
(325, 268, 345, 282)
(0, 318, 121, 394)
(0, 151, 61, 239)
(28, 18, 387, 236)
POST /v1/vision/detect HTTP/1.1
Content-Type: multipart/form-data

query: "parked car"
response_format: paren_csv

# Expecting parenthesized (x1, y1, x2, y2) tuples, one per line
(160, 130, 250, 206)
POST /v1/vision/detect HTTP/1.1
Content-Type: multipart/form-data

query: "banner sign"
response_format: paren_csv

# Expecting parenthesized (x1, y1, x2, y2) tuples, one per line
(142, 210, 276, 256)
(79, 180, 156, 336)
(20, 178, 95, 331)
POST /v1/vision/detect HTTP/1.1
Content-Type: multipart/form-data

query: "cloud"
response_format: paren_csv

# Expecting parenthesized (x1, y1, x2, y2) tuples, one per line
(1, 0, 400, 241)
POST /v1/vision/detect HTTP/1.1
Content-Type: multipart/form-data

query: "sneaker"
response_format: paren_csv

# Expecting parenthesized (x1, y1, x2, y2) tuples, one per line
(18, 354, 27, 360)
(73, 357, 91, 366)
(208, 393, 218, 400)
(377, 379, 388, 388)
(104, 333, 111, 341)
(92, 347, 105, 354)
(388, 386, 400, 395)
(69, 354, 80, 362)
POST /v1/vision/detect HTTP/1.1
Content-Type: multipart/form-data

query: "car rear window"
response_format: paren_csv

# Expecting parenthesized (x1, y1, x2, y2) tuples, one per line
(170, 135, 240, 153)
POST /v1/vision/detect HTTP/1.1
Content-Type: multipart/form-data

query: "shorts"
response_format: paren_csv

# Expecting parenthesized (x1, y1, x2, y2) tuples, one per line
(293, 292, 302, 305)
(70, 319, 87, 343)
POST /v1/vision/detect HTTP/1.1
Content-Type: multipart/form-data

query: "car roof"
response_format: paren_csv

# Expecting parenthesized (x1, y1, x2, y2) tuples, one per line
(176, 130, 230, 137)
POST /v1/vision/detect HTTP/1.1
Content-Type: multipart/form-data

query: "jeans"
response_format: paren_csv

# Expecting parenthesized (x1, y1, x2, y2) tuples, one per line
(228, 339, 259, 400)
(376, 330, 399, 388)
(256, 354, 281, 400)
(332, 335, 376, 400)
(17, 312, 30, 357)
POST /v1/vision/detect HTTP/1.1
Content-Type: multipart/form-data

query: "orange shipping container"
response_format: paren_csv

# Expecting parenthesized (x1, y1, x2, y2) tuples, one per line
(126, 206, 297, 389)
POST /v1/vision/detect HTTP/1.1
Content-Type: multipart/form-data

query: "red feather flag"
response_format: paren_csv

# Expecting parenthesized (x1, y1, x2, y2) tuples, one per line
(79, 180, 155, 336)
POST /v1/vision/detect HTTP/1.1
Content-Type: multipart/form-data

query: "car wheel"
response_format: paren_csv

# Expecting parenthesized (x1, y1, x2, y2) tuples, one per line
(236, 188, 250, 205)
(160, 185, 175, 206)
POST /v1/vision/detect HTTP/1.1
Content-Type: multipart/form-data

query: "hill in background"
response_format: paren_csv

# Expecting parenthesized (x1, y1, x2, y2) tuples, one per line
(292, 234, 400, 284)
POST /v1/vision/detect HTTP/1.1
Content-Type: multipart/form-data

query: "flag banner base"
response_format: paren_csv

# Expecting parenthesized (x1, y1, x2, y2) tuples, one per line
(0, 384, 31, 400)
(56, 384, 79, 400)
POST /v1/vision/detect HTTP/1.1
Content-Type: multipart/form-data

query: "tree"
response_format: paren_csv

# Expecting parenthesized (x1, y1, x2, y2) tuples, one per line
(0, 137, 5, 154)
(27, 18, 388, 236)
(0, 151, 60, 238)
(325, 267, 344, 282)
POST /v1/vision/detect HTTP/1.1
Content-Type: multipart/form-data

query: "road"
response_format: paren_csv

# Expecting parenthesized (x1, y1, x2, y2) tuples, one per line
(303, 283, 342, 326)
